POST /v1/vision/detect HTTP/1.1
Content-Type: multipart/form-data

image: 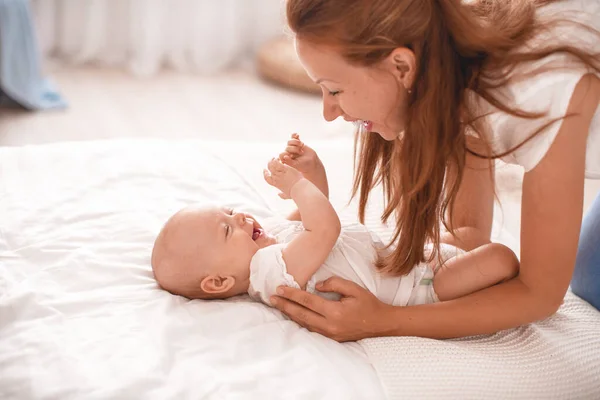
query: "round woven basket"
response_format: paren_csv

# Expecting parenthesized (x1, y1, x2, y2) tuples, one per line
(256, 36, 321, 95)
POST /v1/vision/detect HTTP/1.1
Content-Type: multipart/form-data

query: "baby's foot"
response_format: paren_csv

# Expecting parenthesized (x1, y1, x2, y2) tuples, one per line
(263, 158, 303, 199)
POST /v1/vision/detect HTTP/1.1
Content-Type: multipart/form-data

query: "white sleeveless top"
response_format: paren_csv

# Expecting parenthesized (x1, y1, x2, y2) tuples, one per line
(480, 0, 600, 179)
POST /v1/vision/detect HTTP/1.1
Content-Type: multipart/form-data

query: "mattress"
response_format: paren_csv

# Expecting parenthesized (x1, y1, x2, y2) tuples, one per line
(1, 138, 598, 399)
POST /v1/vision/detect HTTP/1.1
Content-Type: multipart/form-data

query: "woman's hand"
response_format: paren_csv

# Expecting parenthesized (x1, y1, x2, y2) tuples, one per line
(270, 277, 393, 342)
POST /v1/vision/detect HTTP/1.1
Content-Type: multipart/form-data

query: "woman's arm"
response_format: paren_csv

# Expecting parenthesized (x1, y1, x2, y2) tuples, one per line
(440, 136, 495, 251)
(380, 95, 590, 336)
(270, 74, 600, 341)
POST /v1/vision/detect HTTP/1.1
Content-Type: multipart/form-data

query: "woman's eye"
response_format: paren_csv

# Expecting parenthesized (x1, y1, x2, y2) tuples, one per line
(329, 91, 340, 97)
(229, 209, 234, 215)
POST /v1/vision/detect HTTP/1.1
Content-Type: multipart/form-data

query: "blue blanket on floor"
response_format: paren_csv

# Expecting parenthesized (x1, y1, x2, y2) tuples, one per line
(0, 0, 67, 110)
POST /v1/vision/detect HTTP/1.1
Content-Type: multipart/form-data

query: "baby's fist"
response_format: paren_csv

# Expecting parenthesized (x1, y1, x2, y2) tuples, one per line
(279, 134, 322, 176)
(263, 158, 303, 199)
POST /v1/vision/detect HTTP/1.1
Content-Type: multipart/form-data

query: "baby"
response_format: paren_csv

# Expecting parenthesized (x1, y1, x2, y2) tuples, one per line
(151, 135, 519, 307)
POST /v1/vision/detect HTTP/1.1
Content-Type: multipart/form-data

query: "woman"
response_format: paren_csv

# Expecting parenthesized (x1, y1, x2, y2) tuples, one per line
(270, 0, 600, 341)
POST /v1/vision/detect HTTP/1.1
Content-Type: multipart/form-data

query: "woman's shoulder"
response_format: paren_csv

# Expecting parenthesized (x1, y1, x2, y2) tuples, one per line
(530, 0, 599, 62)
(482, 0, 599, 108)
(475, 0, 599, 175)
(537, 0, 599, 24)
(501, 0, 599, 99)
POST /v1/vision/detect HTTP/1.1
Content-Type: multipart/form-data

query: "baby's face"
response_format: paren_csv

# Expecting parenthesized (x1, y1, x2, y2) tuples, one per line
(152, 206, 277, 299)
(179, 206, 276, 278)
(199, 206, 276, 273)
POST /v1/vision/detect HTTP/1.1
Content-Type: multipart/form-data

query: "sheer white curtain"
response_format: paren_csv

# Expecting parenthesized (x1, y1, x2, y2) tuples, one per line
(31, 0, 286, 76)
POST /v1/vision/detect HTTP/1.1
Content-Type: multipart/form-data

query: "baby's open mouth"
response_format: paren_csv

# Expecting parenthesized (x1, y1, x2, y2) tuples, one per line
(252, 228, 263, 241)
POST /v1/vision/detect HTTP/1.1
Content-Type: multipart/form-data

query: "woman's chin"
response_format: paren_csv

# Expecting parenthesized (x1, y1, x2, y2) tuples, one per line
(373, 129, 399, 141)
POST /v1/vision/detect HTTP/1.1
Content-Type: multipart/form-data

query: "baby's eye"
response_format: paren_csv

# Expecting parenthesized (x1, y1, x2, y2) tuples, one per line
(225, 224, 230, 237)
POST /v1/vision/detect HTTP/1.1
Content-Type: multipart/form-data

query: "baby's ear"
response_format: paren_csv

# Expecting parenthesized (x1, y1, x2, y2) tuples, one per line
(200, 275, 236, 294)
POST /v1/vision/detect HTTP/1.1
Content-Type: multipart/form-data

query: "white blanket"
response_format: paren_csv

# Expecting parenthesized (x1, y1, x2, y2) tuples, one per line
(1, 138, 599, 400)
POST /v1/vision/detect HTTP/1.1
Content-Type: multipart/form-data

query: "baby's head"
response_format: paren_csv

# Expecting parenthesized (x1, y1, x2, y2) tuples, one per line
(151, 205, 276, 299)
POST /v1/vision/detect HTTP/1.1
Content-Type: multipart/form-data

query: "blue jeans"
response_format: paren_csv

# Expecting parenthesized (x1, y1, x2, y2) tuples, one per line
(571, 191, 600, 310)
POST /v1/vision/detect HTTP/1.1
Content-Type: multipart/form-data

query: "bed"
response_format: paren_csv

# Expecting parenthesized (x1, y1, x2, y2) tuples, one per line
(1, 138, 599, 399)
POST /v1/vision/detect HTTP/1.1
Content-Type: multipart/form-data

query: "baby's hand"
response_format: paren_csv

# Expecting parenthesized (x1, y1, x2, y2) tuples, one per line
(279, 134, 323, 177)
(263, 158, 304, 200)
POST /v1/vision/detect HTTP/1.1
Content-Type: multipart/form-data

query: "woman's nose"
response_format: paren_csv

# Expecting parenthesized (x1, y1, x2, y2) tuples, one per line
(322, 96, 342, 122)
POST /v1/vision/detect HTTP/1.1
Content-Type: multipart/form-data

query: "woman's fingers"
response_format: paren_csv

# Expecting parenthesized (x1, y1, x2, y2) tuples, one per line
(315, 277, 364, 298)
(270, 294, 330, 332)
(271, 286, 330, 315)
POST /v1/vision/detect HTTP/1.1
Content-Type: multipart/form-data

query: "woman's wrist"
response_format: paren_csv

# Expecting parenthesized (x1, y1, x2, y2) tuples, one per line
(370, 302, 405, 338)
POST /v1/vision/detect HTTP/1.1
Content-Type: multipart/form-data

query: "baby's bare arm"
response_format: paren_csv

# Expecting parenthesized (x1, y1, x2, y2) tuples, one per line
(280, 135, 329, 221)
(283, 179, 341, 287)
(264, 159, 341, 288)
(433, 243, 520, 302)
(285, 163, 329, 222)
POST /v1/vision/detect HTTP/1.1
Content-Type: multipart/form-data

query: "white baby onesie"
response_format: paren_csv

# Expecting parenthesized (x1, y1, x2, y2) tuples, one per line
(248, 217, 461, 307)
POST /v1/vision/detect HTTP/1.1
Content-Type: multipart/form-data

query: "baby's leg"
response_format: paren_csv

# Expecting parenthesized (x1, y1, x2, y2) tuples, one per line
(433, 243, 519, 302)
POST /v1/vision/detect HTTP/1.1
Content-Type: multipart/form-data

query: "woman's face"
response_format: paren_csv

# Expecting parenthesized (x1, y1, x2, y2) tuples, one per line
(295, 38, 409, 141)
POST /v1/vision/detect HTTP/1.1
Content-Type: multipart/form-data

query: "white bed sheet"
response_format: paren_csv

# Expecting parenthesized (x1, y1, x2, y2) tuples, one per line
(0, 139, 385, 400)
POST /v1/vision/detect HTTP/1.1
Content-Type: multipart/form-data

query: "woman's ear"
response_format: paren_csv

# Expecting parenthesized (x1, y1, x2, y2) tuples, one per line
(385, 47, 416, 92)
(200, 275, 236, 294)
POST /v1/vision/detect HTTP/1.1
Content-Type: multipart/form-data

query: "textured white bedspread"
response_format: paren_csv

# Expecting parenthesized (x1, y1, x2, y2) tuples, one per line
(361, 292, 600, 399)
(0, 138, 598, 399)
